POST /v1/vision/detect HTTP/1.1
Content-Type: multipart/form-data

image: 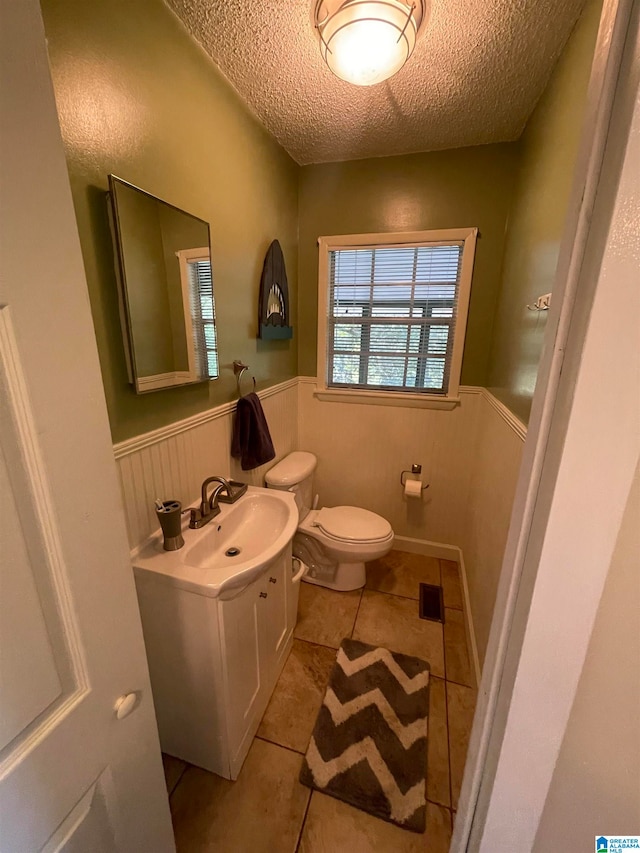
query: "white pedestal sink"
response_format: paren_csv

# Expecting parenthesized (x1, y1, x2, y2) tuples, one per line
(132, 486, 304, 779)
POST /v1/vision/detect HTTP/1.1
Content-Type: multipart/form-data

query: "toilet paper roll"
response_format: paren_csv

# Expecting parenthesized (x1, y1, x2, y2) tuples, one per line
(404, 478, 423, 499)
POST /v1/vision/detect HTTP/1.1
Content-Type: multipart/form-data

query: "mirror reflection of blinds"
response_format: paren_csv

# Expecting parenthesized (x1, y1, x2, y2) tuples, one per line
(327, 244, 463, 394)
(188, 259, 219, 377)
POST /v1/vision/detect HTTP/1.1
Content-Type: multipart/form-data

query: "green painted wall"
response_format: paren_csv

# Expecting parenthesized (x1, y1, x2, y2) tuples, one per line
(41, 0, 601, 437)
(487, 0, 602, 423)
(40, 0, 298, 443)
(297, 145, 519, 383)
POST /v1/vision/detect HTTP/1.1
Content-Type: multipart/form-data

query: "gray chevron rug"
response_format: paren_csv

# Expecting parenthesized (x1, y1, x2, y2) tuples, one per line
(300, 638, 430, 833)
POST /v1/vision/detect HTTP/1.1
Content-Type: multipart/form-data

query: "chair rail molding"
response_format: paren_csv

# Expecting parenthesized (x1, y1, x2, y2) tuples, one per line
(113, 377, 298, 459)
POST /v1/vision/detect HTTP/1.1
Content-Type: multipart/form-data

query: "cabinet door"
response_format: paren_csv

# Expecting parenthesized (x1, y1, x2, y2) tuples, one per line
(220, 574, 265, 767)
(263, 548, 291, 676)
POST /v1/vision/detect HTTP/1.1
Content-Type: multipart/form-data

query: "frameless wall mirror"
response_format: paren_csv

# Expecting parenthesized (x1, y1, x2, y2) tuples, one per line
(107, 175, 219, 393)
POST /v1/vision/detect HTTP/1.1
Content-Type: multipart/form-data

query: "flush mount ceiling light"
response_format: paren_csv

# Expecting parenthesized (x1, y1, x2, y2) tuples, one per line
(313, 0, 427, 87)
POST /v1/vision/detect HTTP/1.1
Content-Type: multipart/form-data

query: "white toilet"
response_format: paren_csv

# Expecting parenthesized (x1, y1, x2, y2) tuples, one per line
(265, 451, 394, 591)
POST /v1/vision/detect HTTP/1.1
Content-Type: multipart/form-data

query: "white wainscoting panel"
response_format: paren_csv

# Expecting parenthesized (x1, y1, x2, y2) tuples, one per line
(297, 378, 525, 677)
(114, 380, 298, 550)
(459, 392, 525, 668)
(297, 378, 482, 545)
(115, 376, 524, 678)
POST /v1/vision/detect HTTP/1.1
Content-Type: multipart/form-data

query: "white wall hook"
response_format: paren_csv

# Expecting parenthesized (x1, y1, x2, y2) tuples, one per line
(527, 292, 552, 311)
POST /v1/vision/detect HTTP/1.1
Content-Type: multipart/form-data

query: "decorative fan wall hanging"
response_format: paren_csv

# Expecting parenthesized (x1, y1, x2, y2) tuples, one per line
(258, 239, 293, 339)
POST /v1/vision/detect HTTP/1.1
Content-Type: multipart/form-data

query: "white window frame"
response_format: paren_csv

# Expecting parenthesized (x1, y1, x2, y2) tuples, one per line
(175, 246, 218, 381)
(316, 228, 478, 408)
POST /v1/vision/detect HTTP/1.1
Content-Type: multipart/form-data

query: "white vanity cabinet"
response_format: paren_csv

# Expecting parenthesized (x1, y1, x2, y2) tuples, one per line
(134, 544, 296, 781)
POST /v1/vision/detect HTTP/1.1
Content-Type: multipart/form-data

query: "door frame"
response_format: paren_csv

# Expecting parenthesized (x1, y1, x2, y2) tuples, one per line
(451, 0, 639, 848)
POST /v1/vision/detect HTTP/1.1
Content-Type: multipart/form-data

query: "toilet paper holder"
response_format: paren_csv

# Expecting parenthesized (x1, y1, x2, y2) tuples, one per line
(400, 464, 430, 491)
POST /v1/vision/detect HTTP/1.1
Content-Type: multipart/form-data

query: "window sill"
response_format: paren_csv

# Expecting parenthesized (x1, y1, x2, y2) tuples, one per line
(312, 387, 461, 410)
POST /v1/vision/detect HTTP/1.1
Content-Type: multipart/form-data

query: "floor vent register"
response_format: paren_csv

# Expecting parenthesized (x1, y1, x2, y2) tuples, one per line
(418, 583, 444, 623)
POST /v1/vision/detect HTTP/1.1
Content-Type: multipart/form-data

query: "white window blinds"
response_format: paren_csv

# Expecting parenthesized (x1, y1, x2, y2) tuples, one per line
(188, 258, 219, 378)
(326, 242, 464, 394)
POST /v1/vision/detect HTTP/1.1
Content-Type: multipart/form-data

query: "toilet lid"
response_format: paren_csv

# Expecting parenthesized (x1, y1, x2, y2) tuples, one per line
(313, 506, 392, 543)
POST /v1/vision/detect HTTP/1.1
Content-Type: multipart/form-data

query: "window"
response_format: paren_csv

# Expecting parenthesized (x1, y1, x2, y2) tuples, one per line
(175, 247, 219, 381)
(317, 229, 477, 406)
(186, 255, 219, 378)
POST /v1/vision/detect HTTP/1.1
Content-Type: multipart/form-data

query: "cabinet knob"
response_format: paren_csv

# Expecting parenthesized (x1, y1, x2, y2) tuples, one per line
(259, 591, 268, 599)
(269, 577, 277, 584)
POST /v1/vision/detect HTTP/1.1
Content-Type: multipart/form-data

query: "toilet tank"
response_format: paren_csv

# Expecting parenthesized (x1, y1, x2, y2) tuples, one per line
(265, 451, 317, 521)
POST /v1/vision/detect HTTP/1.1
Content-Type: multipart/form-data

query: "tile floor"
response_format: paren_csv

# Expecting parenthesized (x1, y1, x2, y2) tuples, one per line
(164, 550, 477, 852)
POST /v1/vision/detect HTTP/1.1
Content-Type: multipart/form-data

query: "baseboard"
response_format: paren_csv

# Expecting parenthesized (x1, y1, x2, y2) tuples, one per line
(394, 534, 482, 688)
(393, 535, 460, 561)
(457, 549, 482, 689)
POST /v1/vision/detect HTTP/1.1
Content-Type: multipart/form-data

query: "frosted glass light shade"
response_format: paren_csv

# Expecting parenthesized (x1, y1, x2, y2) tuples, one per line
(315, 1, 424, 87)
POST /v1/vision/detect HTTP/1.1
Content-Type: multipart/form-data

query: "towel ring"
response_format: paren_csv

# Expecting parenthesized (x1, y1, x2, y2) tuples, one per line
(233, 360, 256, 397)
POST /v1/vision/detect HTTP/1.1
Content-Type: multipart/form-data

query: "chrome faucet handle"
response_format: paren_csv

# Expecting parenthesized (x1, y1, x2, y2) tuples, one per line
(188, 504, 220, 529)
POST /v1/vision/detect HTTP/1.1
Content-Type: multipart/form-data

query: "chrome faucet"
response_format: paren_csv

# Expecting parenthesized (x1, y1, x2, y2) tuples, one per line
(205, 477, 233, 513)
(188, 476, 233, 529)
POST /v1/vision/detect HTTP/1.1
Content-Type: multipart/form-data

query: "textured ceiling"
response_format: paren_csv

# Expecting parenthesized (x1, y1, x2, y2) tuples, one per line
(166, 0, 587, 165)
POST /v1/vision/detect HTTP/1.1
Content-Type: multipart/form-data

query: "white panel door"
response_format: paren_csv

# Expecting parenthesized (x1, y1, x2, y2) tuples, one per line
(0, 1, 174, 850)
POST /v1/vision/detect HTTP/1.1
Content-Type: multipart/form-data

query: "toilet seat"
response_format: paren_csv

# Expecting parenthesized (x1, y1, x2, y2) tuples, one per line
(309, 506, 392, 544)
(296, 506, 394, 591)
